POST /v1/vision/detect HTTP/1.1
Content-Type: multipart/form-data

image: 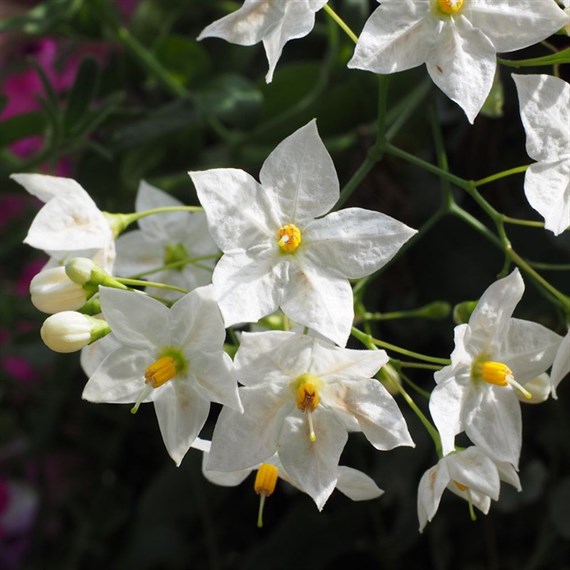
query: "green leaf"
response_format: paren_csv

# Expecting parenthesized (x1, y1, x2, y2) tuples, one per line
(64, 57, 101, 135)
(154, 36, 211, 86)
(0, 0, 82, 34)
(0, 112, 47, 148)
(498, 47, 570, 68)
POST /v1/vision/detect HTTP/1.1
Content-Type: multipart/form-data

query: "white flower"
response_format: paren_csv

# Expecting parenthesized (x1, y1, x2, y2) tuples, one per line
(11, 173, 116, 271)
(114, 181, 219, 300)
(197, 0, 329, 83)
(551, 330, 569, 398)
(82, 285, 242, 466)
(348, 0, 569, 123)
(417, 446, 520, 532)
(189, 120, 416, 346)
(192, 438, 383, 508)
(429, 269, 561, 467)
(513, 74, 570, 236)
(207, 330, 413, 509)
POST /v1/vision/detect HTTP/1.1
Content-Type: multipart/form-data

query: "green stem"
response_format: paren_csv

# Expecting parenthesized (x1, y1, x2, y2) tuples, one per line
(323, 4, 358, 44)
(474, 165, 529, 187)
(398, 361, 444, 372)
(351, 327, 450, 366)
(115, 277, 188, 294)
(106, 205, 204, 235)
(129, 254, 219, 278)
(502, 216, 544, 228)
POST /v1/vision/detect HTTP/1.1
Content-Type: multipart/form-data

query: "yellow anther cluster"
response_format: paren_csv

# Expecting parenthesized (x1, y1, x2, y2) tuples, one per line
(296, 381, 320, 413)
(277, 223, 302, 253)
(480, 361, 512, 387)
(144, 356, 177, 388)
(437, 0, 464, 14)
(254, 463, 279, 497)
(453, 480, 468, 492)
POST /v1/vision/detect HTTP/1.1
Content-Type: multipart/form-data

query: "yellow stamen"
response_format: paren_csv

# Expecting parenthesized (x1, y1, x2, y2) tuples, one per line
(295, 377, 320, 443)
(277, 224, 302, 254)
(479, 361, 533, 400)
(254, 463, 279, 528)
(453, 480, 468, 492)
(437, 0, 464, 14)
(144, 356, 177, 388)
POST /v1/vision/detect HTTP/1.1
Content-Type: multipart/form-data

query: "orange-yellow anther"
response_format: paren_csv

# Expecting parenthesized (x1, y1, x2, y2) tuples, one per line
(277, 224, 302, 253)
(437, 0, 464, 14)
(254, 463, 279, 497)
(144, 356, 177, 388)
(296, 381, 320, 413)
(481, 361, 512, 387)
(453, 480, 468, 492)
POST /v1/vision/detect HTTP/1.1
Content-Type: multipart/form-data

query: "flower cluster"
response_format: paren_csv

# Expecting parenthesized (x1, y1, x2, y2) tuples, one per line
(10, 0, 570, 536)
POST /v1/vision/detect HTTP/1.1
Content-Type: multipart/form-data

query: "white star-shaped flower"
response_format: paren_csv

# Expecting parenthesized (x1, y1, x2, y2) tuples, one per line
(197, 0, 329, 83)
(417, 446, 520, 532)
(348, 0, 569, 123)
(114, 181, 219, 300)
(513, 74, 570, 236)
(206, 330, 413, 509)
(429, 269, 561, 467)
(189, 120, 416, 347)
(82, 285, 242, 466)
(193, 438, 383, 510)
(11, 173, 116, 271)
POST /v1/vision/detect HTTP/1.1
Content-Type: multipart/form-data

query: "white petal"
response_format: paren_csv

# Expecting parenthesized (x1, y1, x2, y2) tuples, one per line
(235, 331, 315, 387)
(336, 466, 384, 501)
(513, 74, 570, 162)
(114, 230, 165, 276)
(212, 248, 285, 327)
(207, 384, 292, 471)
(154, 382, 210, 466)
(426, 17, 496, 124)
(326, 378, 414, 450)
(82, 347, 152, 404)
(281, 260, 353, 347)
(304, 208, 416, 279)
(551, 330, 570, 399)
(524, 160, 570, 236)
(466, 0, 569, 53)
(189, 351, 242, 412)
(80, 333, 122, 377)
(446, 447, 500, 501)
(259, 120, 339, 223)
(169, 285, 226, 351)
(99, 287, 170, 349)
(495, 460, 522, 491)
(11, 172, 85, 202)
(190, 168, 277, 251)
(279, 412, 348, 511)
(262, 2, 318, 83)
(417, 460, 451, 532)
(429, 375, 468, 456)
(135, 180, 187, 238)
(348, 0, 432, 73)
(468, 269, 524, 350)
(464, 384, 521, 467)
(197, 0, 284, 46)
(498, 318, 562, 383)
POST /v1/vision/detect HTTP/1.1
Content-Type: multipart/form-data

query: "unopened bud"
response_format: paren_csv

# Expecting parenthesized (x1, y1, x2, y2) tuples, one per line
(40, 312, 110, 353)
(65, 257, 127, 291)
(378, 363, 401, 396)
(453, 300, 478, 325)
(30, 267, 88, 314)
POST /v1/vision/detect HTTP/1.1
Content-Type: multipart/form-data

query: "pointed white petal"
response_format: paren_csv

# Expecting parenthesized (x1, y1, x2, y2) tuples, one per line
(80, 333, 122, 377)
(259, 120, 339, 222)
(304, 208, 416, 279)
(114, 230, 165, 276)
(417, 460, 451, 532)
(551, 330, 570, 399)
(336, 466, 384, 501)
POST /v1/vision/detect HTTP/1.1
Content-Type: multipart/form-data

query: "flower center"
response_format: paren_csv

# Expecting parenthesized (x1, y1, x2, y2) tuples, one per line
(277, 224, 302, 254)
(437, 0, 464, 14)
(254, 463, 279, 528)
(473, 359, 532, 400)
(453, 480, 468, 492)
(293, 373, 321, 442)
(131, 348, 188, 414)
(164, 242, 190, 271)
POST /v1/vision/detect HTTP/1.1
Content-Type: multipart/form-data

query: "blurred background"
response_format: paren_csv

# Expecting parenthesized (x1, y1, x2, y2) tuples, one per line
(1, 1, 569, 568)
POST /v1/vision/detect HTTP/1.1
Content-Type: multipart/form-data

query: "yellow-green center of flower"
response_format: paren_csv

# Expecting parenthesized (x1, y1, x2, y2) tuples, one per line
(437, 0, 464, 14)
(254, 463, 279, 528)
(472, 358, 532, 400)
(292, 373, 321, 442)
(277, 224, 302, 254)
(164, 242, 190, 271)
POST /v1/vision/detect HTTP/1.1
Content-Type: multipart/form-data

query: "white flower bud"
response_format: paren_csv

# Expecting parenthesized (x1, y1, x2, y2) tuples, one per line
(65, 257, 98, 285)
(30, 267, 87, 314)
(40, 312, 109, 353)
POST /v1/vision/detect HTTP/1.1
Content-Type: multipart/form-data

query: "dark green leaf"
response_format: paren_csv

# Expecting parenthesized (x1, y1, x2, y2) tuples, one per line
(64, 57, 101, 135)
